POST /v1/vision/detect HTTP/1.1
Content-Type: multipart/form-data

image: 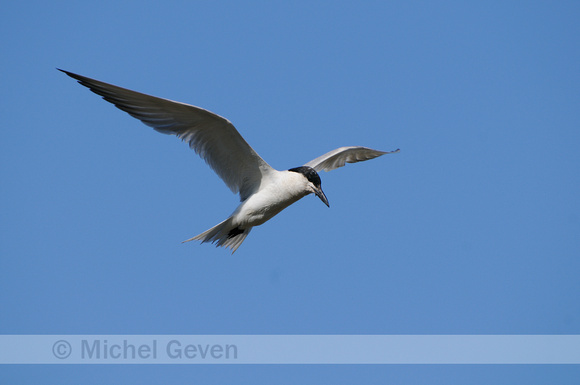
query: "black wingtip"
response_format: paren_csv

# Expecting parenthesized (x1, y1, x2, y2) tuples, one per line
(57, 68, 78, 79)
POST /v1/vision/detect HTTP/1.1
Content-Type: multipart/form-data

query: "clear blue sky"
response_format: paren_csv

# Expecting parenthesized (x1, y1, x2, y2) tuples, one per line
(1, 0, 579, 382)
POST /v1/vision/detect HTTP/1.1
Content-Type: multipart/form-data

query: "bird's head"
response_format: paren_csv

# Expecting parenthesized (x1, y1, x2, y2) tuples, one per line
(288, 166, 330, 207)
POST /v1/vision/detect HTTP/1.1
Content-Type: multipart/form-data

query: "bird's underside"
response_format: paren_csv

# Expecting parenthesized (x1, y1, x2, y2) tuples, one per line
(60, 69, 399, 253)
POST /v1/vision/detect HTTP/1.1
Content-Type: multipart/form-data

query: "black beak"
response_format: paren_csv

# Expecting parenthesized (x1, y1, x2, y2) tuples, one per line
(314, 187, 330, 207)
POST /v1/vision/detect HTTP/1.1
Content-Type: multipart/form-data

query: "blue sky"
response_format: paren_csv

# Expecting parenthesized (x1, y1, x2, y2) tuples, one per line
(1, 0, 579, 382)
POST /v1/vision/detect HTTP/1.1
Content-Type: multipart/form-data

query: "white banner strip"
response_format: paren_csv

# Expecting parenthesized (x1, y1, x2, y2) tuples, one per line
(0, 335, 579, 364)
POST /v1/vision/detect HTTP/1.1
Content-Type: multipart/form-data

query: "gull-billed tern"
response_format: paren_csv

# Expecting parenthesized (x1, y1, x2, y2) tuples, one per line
(60, 69, 399, 252)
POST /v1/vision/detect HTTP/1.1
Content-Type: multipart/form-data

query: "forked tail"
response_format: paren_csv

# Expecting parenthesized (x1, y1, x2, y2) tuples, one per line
(182, 217, 251, 253)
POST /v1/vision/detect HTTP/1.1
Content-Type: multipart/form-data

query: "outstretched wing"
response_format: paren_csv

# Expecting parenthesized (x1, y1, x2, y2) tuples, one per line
(59, 69, 273, 201)
(304, 146, 399, 172)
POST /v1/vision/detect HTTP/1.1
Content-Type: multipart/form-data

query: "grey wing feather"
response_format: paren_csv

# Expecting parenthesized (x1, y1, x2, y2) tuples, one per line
(304, 146, 399, 172)
(59, 69, 273, 201)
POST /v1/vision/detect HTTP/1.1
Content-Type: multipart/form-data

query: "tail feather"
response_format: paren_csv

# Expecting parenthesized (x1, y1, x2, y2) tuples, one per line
(183, 217, 251, 253)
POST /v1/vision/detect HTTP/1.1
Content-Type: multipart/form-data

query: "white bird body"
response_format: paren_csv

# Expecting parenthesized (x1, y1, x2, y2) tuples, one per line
(232, 170, 311, 227)
(60, 69, 399, 252)
(184, 170, 317, 251)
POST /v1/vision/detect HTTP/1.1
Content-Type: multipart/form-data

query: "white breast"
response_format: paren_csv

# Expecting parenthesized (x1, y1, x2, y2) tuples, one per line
(231, 171, 311, 227)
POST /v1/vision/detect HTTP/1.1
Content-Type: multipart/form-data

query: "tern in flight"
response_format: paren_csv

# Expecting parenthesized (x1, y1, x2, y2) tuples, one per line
(60, 69, 399, 252)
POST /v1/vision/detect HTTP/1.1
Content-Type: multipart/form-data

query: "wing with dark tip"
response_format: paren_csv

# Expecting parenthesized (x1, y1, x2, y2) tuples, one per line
(304, 146, 399, 172)
(59, 69, 274, 201)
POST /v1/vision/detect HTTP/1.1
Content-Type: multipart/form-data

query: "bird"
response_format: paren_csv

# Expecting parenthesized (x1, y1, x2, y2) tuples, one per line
(59, 69, 399, 252)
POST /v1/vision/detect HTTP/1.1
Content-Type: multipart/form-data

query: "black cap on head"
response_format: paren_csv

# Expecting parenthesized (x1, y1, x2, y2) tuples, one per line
(288, 166, 321, 187)
(288, 166, 329, 207)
